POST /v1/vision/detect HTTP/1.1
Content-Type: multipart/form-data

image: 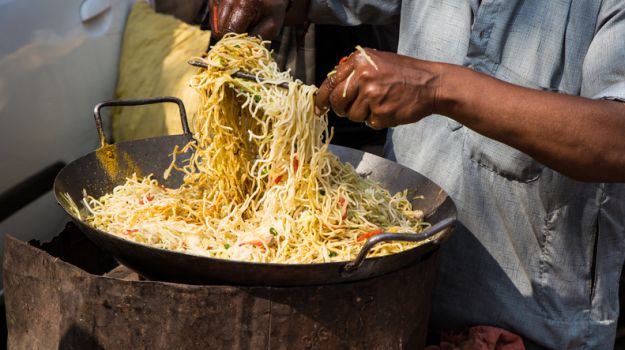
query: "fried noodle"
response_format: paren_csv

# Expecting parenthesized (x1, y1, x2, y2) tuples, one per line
(82, 34, 429, 263)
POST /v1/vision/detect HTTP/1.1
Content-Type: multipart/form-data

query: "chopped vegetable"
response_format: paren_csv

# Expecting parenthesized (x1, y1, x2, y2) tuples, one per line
(274, 175, 283, 184)
(356, 229, 385, 242)
(269, 227, 278, 236)
(338, 197, 348, 220)
(139, 194, 154, 205)
(126, 229, 138, 236)
(292, 154, 299, 172)
(239, 240, 265, 251)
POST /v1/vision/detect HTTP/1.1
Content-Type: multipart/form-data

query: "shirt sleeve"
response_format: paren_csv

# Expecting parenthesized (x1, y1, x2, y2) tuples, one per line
(581, 0, 625, 101)
(308, 0, 401, 26)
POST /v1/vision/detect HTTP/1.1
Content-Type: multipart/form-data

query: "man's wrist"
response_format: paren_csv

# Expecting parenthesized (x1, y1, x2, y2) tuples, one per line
(432, 63, 473, 120)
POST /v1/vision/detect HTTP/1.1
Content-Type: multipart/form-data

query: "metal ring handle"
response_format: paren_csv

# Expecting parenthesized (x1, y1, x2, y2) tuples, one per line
(93, 96, 191, 148)
(343, 217, 456, 273)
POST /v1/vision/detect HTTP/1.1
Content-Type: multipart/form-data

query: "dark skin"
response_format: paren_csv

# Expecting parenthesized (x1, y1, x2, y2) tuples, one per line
(317, 49, 625, 182)
(211, 1, 625, 183)
(209, 0, 309, 39)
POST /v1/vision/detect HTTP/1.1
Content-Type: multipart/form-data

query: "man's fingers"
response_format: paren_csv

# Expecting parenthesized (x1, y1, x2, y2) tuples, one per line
(227, 2, 259, 32)
(315, 58, 356, 113)
(364, 116, 384, 130)
(213, 0, 232, 37)
(345, 92, 371, 123)
(250, 0, 288, 39)
(249, 18, 281, 40)
(328, 72, 359, 118)
(214, 0, 259, 37)
(365, 112, 394, 130)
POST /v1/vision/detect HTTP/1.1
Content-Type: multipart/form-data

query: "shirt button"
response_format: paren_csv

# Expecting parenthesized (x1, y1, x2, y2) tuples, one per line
(479, 30, 486, 39)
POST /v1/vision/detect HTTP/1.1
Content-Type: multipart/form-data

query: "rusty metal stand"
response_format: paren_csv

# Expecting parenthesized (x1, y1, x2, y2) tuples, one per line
(3, 223, 437, 349)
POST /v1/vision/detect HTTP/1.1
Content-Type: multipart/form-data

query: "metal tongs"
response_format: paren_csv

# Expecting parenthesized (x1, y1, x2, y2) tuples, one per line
(187, 59, 289, 89)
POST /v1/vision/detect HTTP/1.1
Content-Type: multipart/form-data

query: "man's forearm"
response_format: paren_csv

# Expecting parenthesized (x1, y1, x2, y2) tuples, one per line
(436, 64, 625, 182)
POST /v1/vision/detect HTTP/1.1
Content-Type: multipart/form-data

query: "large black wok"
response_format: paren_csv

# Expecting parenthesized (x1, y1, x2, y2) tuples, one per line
(54, 97, 456, 286)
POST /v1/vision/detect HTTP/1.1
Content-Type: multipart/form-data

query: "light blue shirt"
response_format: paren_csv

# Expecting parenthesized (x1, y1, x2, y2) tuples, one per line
(309, 1, 625, 348)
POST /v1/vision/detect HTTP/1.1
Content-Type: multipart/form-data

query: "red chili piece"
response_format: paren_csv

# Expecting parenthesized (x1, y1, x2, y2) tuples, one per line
(239, 240, 266, 251)
(356, 229, 385, 242)
(338, 197, 348, 220)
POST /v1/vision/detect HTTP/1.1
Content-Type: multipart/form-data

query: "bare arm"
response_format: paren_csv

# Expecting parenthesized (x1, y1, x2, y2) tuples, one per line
(439, 64, 625, 182)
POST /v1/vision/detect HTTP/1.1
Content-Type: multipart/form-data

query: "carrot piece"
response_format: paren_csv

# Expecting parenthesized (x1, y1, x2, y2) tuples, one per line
(338, 197, 348, 220)
(139, 194, 154, 205)
(356, 229, 385, 242)
(239, 240, 266, 251)
(274, 175, 283, 184)
(126, 229, 139, 236)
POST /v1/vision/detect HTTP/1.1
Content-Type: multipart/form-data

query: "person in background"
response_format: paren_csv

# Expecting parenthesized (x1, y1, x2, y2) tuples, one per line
(209, 0, 625, 348)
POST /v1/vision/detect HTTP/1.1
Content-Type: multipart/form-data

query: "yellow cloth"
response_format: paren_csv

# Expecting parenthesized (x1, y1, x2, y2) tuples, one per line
(112, 1, 210, 141)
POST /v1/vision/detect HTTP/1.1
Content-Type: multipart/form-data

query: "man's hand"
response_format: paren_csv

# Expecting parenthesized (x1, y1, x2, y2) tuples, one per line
(315, 48, 443, 130)
(317, 47, 625, 182)
(209, 0, 290, 40)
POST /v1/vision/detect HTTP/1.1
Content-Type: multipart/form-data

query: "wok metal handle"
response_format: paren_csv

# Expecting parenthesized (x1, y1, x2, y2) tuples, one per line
(343, 217, 456, 273)
(94, 96, 191, 147)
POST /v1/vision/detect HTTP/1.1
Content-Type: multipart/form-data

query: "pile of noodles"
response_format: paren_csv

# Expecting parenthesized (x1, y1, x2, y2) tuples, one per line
(80, 34, 429, 263)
